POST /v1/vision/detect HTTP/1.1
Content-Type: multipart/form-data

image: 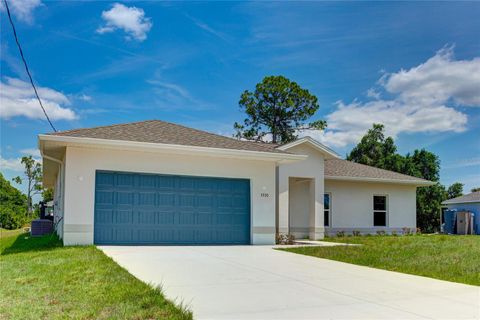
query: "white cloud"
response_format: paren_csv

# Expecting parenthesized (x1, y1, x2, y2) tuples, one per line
(366, 88, 381, 99)
(0, 77, 77, 120)
(302, 47, 477, 148)
(78, 93, 92, 102)
(97, 3, 152, 41)
(0, 156, 23, 172)
(384, 47, 480, 107)
(20, 148, 41, 158)
(0, 0, 42, 23)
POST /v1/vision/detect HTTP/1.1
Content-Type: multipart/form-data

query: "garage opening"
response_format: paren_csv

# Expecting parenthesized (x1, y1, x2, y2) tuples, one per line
(94, 171, 251, 245)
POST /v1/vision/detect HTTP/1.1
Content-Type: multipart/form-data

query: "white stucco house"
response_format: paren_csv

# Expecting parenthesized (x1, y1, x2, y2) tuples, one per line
(39, 120, 433, 246)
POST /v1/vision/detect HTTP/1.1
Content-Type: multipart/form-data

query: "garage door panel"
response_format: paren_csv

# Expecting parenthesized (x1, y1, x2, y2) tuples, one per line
(138, 174, 156, 189)
(94, 171, 250, 245)
(96, 191, 114, 205)
(116, 191, 134, 205)
(157, 212, 175, 224)
(197, 213, 213, 224)
(157, 193, 175, 206)
(114, 210, 132, 224)
(138, 192, 156, 206)
(95, 209, 113, 223)
(96, 172, 114, 187)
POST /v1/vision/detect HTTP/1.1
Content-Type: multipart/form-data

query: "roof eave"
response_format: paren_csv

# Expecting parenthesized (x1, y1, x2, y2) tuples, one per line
(324, 175, 435, 186)
(442, 199, 480, 205)
(38, 134, 307, 163)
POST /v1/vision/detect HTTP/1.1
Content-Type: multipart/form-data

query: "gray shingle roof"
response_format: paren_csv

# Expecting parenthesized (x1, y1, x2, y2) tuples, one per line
(324, 159, 431, 183)
(48, 120, 287, 154)
(442, 192, 480, 205)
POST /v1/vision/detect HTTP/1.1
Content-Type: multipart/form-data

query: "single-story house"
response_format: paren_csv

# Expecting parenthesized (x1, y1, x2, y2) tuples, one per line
(39, 120, 433, 245)
(441, 191, 480, 234)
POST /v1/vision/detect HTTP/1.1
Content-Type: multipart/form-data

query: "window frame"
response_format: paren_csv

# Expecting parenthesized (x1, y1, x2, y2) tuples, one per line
(373, 194, 388, 227)
(324, 192, 331, 227)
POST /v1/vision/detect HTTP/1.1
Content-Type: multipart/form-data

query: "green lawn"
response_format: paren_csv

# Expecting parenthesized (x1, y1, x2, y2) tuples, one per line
(281, 235, 480, 286)
(0, 230, 192, 320)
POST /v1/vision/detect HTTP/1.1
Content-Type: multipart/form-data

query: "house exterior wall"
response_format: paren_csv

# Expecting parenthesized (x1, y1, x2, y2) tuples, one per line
(324, 180, 417, 235)
(62, 146, 277, 245)
(277, 144, 325, 239)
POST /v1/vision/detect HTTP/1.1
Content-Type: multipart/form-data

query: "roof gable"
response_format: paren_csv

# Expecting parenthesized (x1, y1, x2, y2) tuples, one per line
(276, 136, 340, 159)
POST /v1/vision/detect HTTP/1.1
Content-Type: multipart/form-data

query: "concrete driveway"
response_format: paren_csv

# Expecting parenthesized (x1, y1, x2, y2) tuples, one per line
(100, 245, 479, 319)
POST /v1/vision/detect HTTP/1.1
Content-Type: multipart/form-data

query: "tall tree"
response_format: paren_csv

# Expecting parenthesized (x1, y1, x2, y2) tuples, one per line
(12, 156, 43, 216)
(234, 75, 326, 144)
(346, 124, 398, 169)
(471, 187, 480, 192)
(447, 183, 463, 199)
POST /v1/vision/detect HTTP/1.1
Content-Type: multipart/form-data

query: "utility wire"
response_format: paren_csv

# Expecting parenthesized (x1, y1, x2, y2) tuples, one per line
(3, 0, 57, 132)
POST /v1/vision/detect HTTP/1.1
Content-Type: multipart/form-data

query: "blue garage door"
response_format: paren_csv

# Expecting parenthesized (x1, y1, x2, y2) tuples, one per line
(94, 171, 251, 245)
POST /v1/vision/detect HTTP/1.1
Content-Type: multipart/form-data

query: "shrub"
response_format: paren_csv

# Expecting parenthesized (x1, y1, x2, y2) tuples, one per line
(0, 205, 28, 230)
(276, 233, 295, 245)
(376, 230, 386, 236)
(336, 231, 345, 237)
(391, 230, 398, 236)
(352, 230, 361, 237)
(402, 227, 412, 235)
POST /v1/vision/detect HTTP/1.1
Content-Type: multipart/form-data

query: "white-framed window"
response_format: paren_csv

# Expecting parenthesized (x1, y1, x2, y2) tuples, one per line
(324, 193, 331, 227)
(373, 195, 388, 227)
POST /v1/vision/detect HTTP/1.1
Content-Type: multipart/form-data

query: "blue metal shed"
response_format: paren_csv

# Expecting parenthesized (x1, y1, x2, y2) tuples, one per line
(442, 191, 480, 235)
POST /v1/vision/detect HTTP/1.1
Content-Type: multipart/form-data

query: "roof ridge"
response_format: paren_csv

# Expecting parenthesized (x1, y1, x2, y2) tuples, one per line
(325, 158, 429, 181)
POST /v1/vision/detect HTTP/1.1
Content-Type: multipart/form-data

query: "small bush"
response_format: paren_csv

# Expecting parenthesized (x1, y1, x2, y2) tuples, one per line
(336, 231, 345, 237)
(391, 230, 398, 236)
(352, 230, 361, 237)
(0, 206, 28, 230)
(276, 233, 295, 245)
(416, 228, 422, 234)
(376, 230, 386, 236)
(402, 227, 412, 235)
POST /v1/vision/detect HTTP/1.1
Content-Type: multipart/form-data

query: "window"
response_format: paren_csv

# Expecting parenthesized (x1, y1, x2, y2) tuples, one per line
(373, 195, 387, 226)
(324, 193, 331, 226)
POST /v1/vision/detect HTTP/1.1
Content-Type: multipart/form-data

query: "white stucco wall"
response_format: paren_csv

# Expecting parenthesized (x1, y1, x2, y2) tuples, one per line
(277, 144, 325, 239)
(61, 146, 277, 245)
(324, 180, 417, 234)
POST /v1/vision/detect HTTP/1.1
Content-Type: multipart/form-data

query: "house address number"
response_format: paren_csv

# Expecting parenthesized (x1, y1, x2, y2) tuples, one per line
(261, 193, 269, 198)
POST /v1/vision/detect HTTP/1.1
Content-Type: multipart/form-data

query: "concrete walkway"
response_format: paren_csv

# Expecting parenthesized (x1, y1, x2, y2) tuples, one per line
(99, 245, 480, 319)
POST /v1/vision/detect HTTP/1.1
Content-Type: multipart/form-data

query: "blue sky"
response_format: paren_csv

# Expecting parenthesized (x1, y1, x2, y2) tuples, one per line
(1, 1, 479, 193)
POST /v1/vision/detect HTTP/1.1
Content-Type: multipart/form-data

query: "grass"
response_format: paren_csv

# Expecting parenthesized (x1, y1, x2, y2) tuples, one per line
(0, 230, 192, 320)
(280, 235, 480, 286)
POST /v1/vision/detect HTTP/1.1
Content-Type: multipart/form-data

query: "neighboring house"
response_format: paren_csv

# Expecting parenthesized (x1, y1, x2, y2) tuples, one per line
(39, 120, 433, 245)
(442, 191, 480, 234)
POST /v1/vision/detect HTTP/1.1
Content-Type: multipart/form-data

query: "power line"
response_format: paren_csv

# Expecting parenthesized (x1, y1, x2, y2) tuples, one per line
(3, 0, 57, 132)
